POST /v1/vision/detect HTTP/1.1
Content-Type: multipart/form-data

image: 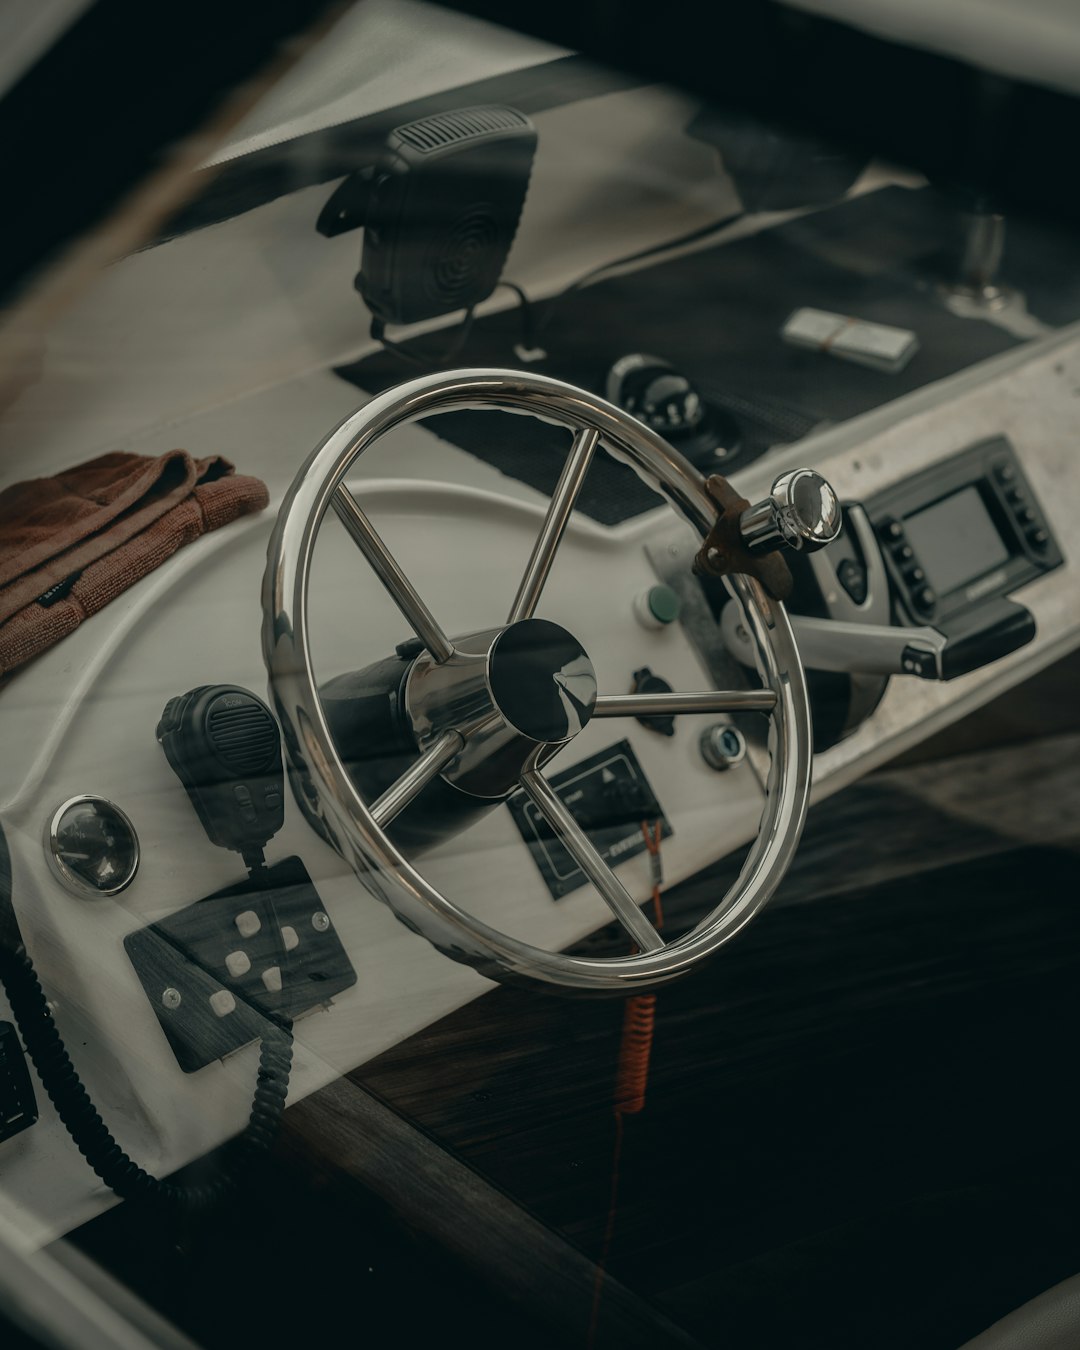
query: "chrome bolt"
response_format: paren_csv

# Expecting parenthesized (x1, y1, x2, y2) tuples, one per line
(161, 987, 182, 1010)
(311, 912, 330, 933)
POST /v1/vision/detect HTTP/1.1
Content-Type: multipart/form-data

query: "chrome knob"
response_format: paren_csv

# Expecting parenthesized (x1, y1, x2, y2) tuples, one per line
(740, 469, 841, 557)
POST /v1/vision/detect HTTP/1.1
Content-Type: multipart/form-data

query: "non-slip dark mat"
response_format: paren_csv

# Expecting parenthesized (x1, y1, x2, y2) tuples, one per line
(334, 186, 1080, 525)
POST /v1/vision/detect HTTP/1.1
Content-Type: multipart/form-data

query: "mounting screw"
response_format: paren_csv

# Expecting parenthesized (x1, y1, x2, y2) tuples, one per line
(312, 912, 331, 933)
(161, 987, 182, 1010)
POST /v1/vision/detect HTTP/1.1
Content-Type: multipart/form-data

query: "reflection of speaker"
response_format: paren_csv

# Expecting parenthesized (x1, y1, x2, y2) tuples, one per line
(351, 106, 536, 327)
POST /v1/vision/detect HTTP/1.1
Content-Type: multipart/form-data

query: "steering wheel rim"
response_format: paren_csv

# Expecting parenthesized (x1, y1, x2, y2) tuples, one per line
(263, 368, 812, 994)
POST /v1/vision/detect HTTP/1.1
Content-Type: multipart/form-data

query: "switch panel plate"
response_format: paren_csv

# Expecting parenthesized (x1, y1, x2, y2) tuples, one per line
(124, 856, 356, 1073)
(507, 739, 672, 900)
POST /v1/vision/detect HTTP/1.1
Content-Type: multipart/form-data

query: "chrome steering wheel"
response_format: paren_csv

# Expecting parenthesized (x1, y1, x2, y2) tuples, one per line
(263, 369, 829, 994)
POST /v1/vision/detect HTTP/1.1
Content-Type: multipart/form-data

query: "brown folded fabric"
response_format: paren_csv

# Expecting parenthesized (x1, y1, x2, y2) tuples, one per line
(0, 450, 269, 678)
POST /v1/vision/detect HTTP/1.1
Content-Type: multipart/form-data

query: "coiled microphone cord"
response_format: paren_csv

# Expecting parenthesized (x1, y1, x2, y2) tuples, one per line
(0, 821, 292, 1212)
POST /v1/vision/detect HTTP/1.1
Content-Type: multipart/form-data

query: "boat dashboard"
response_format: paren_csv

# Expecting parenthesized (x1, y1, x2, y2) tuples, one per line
(0, 0, 1079, 1268)
(0, 313, 1077, 1239)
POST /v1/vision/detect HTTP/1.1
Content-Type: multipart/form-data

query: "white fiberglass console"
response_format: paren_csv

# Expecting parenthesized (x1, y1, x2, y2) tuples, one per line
(0, 320, 1077, 1241)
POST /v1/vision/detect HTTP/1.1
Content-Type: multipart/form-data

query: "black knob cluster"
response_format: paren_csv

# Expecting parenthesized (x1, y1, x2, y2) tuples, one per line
(993, 458, 1049, 554)
(878, 518, 936, 616)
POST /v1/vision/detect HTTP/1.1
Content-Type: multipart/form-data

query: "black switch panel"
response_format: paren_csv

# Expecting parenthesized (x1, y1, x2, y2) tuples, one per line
(508, 740, 672, 900)
(0, 1021, 37, 1143)
(125, 856, 356, 1073)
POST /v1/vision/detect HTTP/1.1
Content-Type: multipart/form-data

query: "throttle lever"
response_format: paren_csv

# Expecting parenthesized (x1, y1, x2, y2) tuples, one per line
(723, 596, 1036, 681)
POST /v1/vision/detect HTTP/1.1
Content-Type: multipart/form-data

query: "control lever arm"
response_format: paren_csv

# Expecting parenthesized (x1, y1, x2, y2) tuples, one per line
(723, 597, 1036, 680)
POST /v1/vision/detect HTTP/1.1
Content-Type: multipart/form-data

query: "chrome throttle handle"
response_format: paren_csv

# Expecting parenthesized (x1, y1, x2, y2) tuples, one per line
(740, 469, 842, 557)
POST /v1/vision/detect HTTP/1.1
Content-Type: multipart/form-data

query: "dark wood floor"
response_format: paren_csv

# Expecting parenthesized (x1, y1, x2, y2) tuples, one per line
(338, 709, 1080, 1350)
(350, 845, 1080, 1350)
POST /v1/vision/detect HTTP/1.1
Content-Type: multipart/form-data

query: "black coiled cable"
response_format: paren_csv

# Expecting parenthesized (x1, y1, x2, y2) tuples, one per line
(0, 819, 293, 1212)
(0, 939, 293, 1211)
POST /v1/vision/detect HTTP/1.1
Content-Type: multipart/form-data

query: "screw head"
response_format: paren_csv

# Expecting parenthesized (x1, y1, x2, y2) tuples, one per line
(311, 911, 331, 933)
(161, 987, 182, 1010)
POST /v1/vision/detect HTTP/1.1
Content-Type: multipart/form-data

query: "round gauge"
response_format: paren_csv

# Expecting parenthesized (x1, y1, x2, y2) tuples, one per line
(44, 796, 140, 898)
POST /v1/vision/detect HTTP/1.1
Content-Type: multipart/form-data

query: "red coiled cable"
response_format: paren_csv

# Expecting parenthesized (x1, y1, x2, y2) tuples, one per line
(588, 820, 665, 1343)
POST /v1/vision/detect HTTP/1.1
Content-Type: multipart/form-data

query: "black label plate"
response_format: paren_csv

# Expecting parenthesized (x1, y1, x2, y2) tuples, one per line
(507, 740, 672, 900)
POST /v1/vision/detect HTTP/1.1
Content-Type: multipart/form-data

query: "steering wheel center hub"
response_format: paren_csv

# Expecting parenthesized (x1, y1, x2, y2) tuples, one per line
(490, 618, 596, 742)
(405, 617, 596, 800)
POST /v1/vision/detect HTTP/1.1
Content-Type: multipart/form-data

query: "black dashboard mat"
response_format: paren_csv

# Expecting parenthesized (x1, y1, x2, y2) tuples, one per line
(335, 187, 1080, 525)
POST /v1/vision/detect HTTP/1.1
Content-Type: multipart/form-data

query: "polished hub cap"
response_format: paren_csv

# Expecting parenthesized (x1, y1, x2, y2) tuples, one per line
(405, 617, 597, 799)
(489, 618, 597, 742)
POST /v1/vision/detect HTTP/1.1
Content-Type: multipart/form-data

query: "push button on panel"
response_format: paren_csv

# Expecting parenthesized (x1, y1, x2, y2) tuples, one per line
(225, 950, 251, 978)
(209, 990, 236, 1018)
(633, 584, 682, 631)
(837, 558, 867, 605)
(235, 910, 260, 938)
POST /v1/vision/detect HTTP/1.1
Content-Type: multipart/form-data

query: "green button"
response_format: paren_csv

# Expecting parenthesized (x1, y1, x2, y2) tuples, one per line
(647, 584, 681, 625)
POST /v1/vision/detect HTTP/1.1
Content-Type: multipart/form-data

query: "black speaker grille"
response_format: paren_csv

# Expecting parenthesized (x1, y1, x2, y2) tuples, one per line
(207, 703, 279, 774)
(430, 207, 500, 305)
(396, 105, 531, 154)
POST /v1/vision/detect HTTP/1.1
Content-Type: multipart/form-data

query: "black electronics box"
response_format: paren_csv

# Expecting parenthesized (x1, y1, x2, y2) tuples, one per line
(866, 437, 1062, 626)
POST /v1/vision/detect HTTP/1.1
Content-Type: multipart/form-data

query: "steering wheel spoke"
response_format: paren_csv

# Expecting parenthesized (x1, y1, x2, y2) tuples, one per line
(332, 483, 455, 664)
(593, 689, 776, 718)
(508, 427, 599, 623)
(370, 731, 465, 828)
(518, 768, 664, 953)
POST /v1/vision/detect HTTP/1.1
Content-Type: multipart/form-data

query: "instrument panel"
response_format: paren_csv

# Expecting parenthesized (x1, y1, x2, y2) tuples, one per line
(0, 320, 1077, 1241)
